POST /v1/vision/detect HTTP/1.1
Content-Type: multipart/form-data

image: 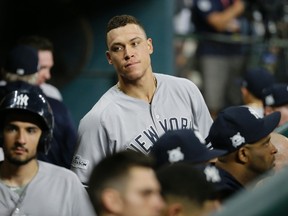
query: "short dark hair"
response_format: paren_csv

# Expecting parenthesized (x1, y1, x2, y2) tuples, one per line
(106, 14, 145, 34)
(18, 35, 54, 52)
(88, 150, 154, 214)
(156, 163, 215, 206)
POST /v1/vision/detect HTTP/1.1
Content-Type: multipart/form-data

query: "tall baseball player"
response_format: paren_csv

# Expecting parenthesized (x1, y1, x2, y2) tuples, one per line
(0, 90, 95, 216)
(71, 14, 213, 185)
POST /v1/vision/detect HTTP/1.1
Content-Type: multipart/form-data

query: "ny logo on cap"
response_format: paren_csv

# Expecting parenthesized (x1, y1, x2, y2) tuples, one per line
(16, 94, 29, 107)
(230, 132, 245, 148)
(167, 147, 184, 163)
(204, 166, 221, 183)
(265, 94, 275, 106)
(16, 68, 25, 75)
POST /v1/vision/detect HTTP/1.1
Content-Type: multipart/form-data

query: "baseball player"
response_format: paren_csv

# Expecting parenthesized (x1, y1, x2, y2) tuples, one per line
(71, 14, 213, 185)
(18, 35, 63, 101)
(1, 44, 77, 169)
(88, 150, 165, 216)
(206, 106, 280, 201)
(0, 90, 95, 216)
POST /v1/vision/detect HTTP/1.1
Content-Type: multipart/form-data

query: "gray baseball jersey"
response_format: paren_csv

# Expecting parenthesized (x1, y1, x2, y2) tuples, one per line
(0, 161, 96, 216)
(71, 73, 213, 184)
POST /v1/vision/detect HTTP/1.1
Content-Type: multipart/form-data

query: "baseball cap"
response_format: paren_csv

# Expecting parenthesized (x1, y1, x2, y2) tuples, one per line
(4, 45, 39, 75)
(150, 129, 227, 168)
(263, 83, 288, 107)
(206, 106, 280, 153)
(195, 163, 241, 201)
(241, 68, 275, 99)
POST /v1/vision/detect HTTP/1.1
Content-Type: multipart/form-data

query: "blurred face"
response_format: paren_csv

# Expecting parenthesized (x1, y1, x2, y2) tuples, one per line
(245, 135, 277, 175)
(106, 24, 153, 82)
(119, 166, 165, 216)
(271, 132, 288, 172)
(3, 121, 42, 165)
(37, 50, 54, 85)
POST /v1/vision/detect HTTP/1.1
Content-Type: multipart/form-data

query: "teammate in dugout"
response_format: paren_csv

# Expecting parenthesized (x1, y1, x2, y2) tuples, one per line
(71, 14, 213, 185)
(88, 150, 165, 216)
(0, 90, 95, 216)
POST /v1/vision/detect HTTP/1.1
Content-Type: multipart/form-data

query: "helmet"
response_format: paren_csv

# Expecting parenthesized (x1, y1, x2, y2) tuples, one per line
(0, 89, 54, 154)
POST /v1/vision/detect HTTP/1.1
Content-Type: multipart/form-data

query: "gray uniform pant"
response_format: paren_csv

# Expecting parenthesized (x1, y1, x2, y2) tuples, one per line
(199, 55, 245, 113)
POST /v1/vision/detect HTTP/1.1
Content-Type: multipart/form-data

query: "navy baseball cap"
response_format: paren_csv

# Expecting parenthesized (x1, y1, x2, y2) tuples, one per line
(206, 106, 280, 153)
(241, 68, 275, 99)
(195, 163, 241, 201)
(263, 83, 288, 107)
(4, 45, 39, 75)
(150, 129, 227, 168)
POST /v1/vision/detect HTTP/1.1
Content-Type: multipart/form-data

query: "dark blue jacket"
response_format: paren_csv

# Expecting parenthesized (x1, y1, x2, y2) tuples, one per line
(191, 0, 248, 56)
(195, 163, 244, 202)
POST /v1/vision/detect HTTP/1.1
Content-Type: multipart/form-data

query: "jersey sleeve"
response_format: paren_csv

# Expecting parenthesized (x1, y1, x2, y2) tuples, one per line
(186, 79, 213, 140)
(69, 172, 97, 216)
(71, 108, 110, 185)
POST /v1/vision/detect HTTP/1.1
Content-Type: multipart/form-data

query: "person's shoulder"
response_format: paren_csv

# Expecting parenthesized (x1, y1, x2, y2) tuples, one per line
(40, 83, 62, 101)
(155, 73, 196, 84)
(155, 73, 199, 90)
(38, 160, 79, 180)
(46, 95, 72, 116)
(216, 166, 243, 189)
(80, 86, 122, 122)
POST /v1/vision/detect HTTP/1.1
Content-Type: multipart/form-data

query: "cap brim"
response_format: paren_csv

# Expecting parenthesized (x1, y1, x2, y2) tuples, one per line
(192, 148, 228, 164)
(264, 111, 281, 135)
(248, 111, 280, 143)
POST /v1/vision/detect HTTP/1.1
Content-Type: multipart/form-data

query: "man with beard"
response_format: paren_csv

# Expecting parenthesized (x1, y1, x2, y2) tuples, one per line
(0, 90, 95, 216)
(1, 44, 77, 169)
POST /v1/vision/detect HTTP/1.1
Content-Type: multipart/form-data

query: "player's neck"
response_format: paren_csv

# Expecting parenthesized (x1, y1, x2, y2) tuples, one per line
(0, 159, 39, 187)
(117, 75, 157, 103)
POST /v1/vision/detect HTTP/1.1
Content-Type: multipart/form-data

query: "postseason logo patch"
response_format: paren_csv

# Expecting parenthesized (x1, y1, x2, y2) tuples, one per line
(16, 94, 29, 108)
(71, 155, 89, 170)
(230, 132, 245, 148)
(204, 165, 221, 183)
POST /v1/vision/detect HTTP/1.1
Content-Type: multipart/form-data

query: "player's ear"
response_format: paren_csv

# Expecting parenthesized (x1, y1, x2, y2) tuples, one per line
(167, 203, 183, 216)
(102, 188, 124, 214)
(264, 106, 274, 116)
(106, 51, 112, 64)
(240, 87, 248, 96)
(237, 147, 249, 164)
(147, 38, 153, 55)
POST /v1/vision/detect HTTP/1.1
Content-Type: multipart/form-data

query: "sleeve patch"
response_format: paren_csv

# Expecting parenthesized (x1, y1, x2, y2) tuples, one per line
(71, 155, 89, 170)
